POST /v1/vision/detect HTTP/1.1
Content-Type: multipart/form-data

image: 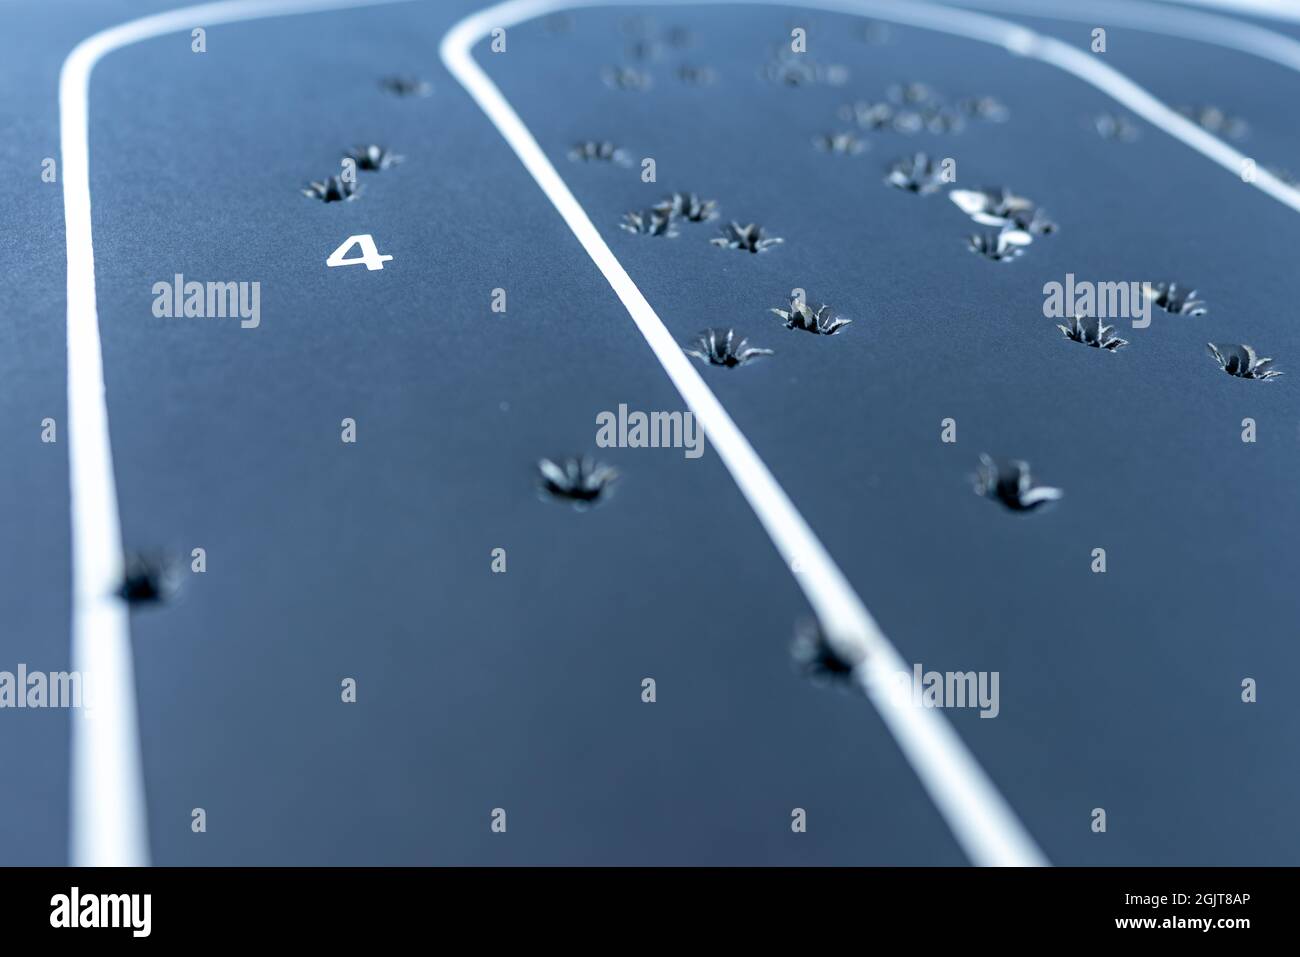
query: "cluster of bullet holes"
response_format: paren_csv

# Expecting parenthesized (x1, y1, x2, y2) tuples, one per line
(302, 145, 403, 204)
(301, 76, 422, 203)
(949, 187, 1057, 263)
(838, 82, 1008, 137)
(597, 17, 707, 90)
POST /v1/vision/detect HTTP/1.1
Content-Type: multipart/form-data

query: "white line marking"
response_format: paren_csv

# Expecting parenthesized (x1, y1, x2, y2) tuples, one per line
(61, 0, 421, 868)
(954, 0, 1300, 73)
(1152, 0, 1300, 24)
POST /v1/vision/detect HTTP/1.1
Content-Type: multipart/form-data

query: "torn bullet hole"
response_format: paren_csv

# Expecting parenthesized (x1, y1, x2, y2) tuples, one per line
(665, 25, 693, 48)
(711, 222, 783, 254)
(1177, 104, 1248, 140)
(302, 176, 360, 202)
(974, 454, 1063, 512)
(602, 66, 652, 91)
(620, 209, 679, 237)
(379, 75, 431, 98)
(537, 456, 619, 507)
(950, 188, 1055, 235)
(967, 228, 1031, 262)
(1207, 343, 1283, 380)
(653, 192, 718, 222)
(791, 621, 865, 688)
(813, 132, 867, 155)
(764, 53, 846, 88)
(1146, 281, 1207, 316)
(839, 100, 895, 131)
(117, 552, 181, 605)
(676, 64, 716, 86)
(1058, 315, 1128, 351)
(889, 81, 935, 105)
(346, 145, 402, 171)
(886, 153, 945, 194)
(771, 295, 851, 335)
(957, 95, 1010, 123)
(685, 328, 773, 367)
(1093, 112, 1140, 142)
(568, 140, 631, 165)
(627, 39, 664, 62)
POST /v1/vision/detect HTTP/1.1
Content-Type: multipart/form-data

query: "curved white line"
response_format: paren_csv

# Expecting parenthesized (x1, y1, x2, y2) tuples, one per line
(954, 0, 1300, 73)
(61, 0, 421, 868)
(1152, 0, 1300, 24)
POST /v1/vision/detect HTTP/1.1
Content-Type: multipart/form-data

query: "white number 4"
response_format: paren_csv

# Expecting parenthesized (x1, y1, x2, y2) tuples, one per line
(326, 234, 393, 271)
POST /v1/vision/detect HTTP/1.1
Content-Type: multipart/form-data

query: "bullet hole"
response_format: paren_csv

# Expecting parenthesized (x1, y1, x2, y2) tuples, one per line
(302, 176, 360, 203)
(771, 295, 851, 335)
(537, 456, 619, 508)
(957, 95, 1010, 123)
(346, 145, 402, 171)
(379, 75, 431, 98)
(764, 53, 846, 87)
(950, 188, 1056, 234)
(711, 222, 783, 254)
(676, 64, 716, 86)
(1207, 342, 1283, 380)
(1093, 112, 1140, 141)
(665, 25, 693, 48)
(890, 81, 935, 105)
(620, 209, 679, 237)
(886, 152, 945, 194)
(602, 66, 652, 91)
(653, 192, 718, 222)
(974, 454, 1063, 511)
(685, 328, 774, 367)
(117, 552, 182, 605)
(568, 140, 631, 165)
(1177, 104, 1248, 140)
(839, 100, 896, 131)
(967, 228, 1031, 262)
(813, 132, 867, 155)
(627, 38, 665, 62)
(1146, 281, 1206, 316)
(1058, 315, 1128, 351)
(791, 621, 864, 688)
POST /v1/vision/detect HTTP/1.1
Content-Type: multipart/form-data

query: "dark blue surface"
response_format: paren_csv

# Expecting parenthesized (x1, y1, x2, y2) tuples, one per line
(1, 0, 1297, 865)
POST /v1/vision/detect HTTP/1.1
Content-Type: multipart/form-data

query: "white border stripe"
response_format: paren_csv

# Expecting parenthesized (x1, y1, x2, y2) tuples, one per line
(955, 0, 1300, 73)
(60, 0, 422, 868)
